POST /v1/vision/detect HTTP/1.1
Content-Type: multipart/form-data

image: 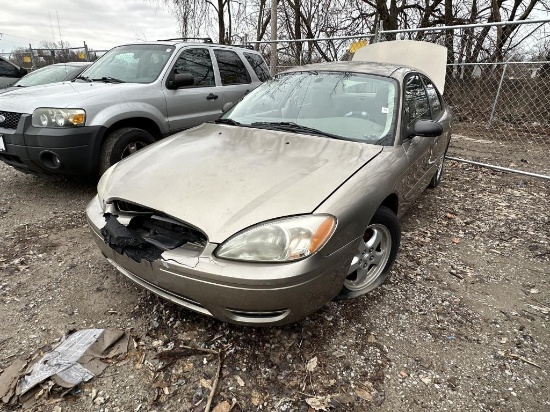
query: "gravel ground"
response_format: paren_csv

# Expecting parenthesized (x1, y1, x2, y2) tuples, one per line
(0, 156, 549, 412)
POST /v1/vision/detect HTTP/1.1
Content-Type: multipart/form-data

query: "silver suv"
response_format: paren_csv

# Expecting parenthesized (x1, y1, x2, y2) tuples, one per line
(0, 40, 269, 177)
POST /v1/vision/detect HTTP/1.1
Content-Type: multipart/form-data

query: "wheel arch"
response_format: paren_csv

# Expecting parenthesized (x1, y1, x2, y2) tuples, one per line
(91, 117, 164, 177)
(105, 117, 163, 141)
(380, 193, 399, 216)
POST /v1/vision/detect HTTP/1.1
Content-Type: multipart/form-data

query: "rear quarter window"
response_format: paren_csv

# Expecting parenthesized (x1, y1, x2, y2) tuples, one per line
(244, 53, 271, 82)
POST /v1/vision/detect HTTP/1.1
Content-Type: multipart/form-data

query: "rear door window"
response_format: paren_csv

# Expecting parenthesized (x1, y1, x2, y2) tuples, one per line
(421, 75, 443, 119)
(214, 50, 251, 85)
(244, 53, 270, 81)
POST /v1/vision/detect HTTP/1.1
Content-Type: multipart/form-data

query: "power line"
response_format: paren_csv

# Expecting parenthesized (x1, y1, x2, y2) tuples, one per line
(0, 33, 43, 42)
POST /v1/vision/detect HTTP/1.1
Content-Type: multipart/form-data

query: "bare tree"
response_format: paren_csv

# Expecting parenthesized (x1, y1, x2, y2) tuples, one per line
(151, 0, 234, 43)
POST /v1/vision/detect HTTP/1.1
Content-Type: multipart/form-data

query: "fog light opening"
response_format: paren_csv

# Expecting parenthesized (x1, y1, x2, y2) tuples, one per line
(39, 151, 62, 169)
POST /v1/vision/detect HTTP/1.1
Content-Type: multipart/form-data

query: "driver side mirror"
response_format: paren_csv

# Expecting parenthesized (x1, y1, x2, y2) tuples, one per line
(408, 119, 443, 138)
(167, 72, 194, 89)
(19, 67, 28, 77)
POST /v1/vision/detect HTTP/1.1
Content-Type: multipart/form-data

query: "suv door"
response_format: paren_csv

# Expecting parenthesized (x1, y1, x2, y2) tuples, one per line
(164, 47, 225, 132)
(213, 49, 254, 106)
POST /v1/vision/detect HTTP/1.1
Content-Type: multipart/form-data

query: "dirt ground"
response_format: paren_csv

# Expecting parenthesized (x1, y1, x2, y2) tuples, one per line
(0, 153, 549, 411)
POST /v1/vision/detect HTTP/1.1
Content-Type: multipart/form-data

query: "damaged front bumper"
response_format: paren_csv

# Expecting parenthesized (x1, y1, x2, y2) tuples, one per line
(86, 195, 356, 326)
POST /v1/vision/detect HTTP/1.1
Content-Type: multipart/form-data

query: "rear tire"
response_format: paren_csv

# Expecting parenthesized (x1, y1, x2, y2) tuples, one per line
(99, 127, 155, 176)
(335, 206, 400, 300)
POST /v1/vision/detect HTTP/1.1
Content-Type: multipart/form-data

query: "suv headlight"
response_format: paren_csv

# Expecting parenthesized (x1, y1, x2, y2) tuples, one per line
(32, 108, 86, 127)
(215, 215, 336, 262)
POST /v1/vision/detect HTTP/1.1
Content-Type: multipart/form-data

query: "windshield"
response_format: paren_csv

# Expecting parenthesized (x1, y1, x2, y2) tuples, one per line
(80, 44, 175, 84)
(223, 71, 398, 145)
(15, 64, 85, 87)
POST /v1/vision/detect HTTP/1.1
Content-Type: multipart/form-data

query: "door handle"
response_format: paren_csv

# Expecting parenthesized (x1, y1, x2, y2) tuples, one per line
(206, 93, 218, 100)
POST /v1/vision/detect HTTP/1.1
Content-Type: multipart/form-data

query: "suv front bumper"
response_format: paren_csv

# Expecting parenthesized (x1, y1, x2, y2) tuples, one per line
(0, 114, 106, 177)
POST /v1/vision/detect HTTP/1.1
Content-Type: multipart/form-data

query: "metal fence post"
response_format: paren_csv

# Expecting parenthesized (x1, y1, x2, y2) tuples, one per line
(373, 22, 383, 43)
(270, 0, 278, 75)
(487, 59, 509, 128)
(28, 44, 35, 70)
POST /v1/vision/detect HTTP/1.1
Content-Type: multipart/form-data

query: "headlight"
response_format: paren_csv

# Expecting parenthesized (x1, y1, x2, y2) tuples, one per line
(97, 164, 116, 209)
(216, 215, 336, 262)
(32, 108, 86, 127)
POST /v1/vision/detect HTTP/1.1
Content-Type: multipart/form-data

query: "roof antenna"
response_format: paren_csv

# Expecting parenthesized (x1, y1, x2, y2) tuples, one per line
(49, 12, 56, 43)
(56, 11, 64, 45)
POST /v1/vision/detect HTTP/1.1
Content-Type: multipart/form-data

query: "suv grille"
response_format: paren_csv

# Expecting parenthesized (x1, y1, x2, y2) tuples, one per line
(0, 111, 22, 130)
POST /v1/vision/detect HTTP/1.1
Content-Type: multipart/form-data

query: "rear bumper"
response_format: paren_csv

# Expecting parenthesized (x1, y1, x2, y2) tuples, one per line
(86, 196, 356, 326)
(0, 114, 105, 176)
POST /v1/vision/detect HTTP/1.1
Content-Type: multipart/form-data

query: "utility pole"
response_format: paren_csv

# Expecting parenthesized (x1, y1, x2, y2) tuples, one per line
(270, 0, 277, 75)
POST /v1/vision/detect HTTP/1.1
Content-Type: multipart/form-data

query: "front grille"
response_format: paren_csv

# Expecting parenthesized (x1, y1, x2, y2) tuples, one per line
(113, 200, 208, 251)
(0, 111, 22, 130)
(115, 200, 151, 214)
(227, 308, 289, 319)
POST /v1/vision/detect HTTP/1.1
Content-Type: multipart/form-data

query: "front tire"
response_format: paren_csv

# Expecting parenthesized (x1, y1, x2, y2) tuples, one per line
(335, 206, 400, 300)
(99, 127, 155, 176)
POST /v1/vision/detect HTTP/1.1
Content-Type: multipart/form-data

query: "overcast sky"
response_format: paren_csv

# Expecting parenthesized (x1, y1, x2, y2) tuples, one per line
(0, 0, 181, 53)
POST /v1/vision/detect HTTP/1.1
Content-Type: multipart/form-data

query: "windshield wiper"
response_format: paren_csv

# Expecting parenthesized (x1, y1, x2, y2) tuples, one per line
(250, 121, 343, 140)
(214, 118, 241, 126)
(92, 77, 126, 83)
(74, 75, 92, 82)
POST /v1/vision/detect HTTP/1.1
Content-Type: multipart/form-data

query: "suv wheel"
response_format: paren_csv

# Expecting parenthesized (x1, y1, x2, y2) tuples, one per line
(99, 127, 155, 175)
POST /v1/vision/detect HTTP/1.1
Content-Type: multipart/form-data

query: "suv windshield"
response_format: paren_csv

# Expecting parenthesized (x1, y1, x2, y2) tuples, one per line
(223, 71, 398, 145)
(81, 44, 175, 84)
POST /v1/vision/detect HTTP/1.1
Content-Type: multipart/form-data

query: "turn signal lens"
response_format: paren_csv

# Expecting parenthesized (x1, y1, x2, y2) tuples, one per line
(310, 217, 336, 254)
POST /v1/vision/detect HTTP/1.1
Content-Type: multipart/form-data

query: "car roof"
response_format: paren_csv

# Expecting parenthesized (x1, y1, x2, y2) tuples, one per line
(116, 41, 261, 53)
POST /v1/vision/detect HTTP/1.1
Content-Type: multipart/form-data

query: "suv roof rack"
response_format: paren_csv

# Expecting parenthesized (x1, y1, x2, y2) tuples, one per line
(232, 44, 255, 50)
(157, 37, 213, 43)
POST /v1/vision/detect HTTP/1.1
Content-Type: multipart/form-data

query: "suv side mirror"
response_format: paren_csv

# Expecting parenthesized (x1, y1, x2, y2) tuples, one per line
(409, 119, 443, 138)
(167, 72, 194, 89)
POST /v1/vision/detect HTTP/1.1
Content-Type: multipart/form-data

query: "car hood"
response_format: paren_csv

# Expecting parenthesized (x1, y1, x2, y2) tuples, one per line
(0, 86, 18, 95)
(0, 82, 137, 113)
(102, 123, 383, 243)
(353, 40, 447, 93)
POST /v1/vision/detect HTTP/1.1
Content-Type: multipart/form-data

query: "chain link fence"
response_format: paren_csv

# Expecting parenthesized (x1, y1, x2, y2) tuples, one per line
(249, 19, 550, 179)
(1, 44, 109, 71)
(377, 20, 550, 179)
